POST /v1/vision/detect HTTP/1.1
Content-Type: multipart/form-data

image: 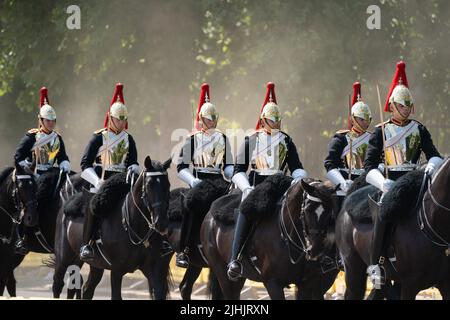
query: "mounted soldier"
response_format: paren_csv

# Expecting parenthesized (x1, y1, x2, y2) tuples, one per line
(79, 83, 140, 261)
(13, 87, 71, 254)
(364, 61, 443, 289)
(175, 83, 234, 268)
(226, 82, 308, 281)
(324, 82, 372, 198)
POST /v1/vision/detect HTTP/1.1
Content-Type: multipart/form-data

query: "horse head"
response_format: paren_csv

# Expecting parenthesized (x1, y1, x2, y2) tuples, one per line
(13, 162, 38, 227)
(142, 155, 172, 236)
(300, 179, 338, 261)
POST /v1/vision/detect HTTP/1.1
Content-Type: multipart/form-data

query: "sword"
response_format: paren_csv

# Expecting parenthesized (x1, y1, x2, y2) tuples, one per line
(376, 84, 389, 179)
(348, 94, 353, 181)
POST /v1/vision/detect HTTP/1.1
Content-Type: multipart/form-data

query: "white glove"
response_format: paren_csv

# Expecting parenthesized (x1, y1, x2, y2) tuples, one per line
(59, 160, 71, 173)
(127, 164, 140, 175)
(178, 168, 202, 188)
(241, 186, 254, 202)
(291, 168, 308, 185)
(81, 167, 103, 190)
(382, 179, 395, 193)
(425, 157, 443, 177)
(190, 178, 202, 188)
(223, 165, 234, 181)
(18, 159, 32, 169)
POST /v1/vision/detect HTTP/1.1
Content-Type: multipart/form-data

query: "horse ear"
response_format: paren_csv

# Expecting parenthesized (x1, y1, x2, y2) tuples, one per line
(144, 156, 153, 170)
(162, 157, 172, 171)
(301, 179, 317, 196)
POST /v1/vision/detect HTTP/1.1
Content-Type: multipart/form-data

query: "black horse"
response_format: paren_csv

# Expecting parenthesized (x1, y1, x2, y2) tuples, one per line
(201, 174, 339, 300)
(166, 180, 229, 300)
(52, 156, 172, 300)
(336, 158, 450, 300)
(0, 164, 38, 296)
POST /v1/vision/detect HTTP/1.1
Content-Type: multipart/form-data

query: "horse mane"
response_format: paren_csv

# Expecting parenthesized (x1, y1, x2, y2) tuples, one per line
(210, 190, 241, 225)
(91, 172, 129, 217)
(346, 171, 369, 196)
(241, 174, 292, 221)
(0, 167, 14, 186)
(168, 187, 187, 222)
(380, 169, 424, 223)
(36, 168, 62, 204)
(184, 178, 230, 217)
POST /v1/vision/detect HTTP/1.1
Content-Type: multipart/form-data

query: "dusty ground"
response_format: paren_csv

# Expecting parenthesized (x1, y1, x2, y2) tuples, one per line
(0, 253, 442, 300)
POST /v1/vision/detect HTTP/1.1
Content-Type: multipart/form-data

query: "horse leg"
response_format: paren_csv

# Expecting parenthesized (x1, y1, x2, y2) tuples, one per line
(82, 266, 104, 300)
(6, 271, 16, 297)
(179, 265, 202, 300)
(343, 256, 368, 300)
(400, 285, 419, 300)
(0, 277, 6, 296)
(264, 279, 285, 300)
(110, 269, 124, 300)
(209, 270, 224, 300)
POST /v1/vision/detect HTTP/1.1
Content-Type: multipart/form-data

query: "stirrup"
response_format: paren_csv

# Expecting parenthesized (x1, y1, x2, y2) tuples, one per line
(367, 264, 386, 289)
(227, 260, 243, 281)
(80, 244, 95, 261)
(14, 239, 29, 255)
(176, 252, 190, 268)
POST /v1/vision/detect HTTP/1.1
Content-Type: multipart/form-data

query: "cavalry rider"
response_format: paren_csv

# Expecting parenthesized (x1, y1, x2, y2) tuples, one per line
(324, 82, 372, 195)
(79, 83, 139, 261)
(227, 82, 308, 281)
(364, 61, 443, 288)
(175, 83, 234, 268)
(14, 87, 71, 255)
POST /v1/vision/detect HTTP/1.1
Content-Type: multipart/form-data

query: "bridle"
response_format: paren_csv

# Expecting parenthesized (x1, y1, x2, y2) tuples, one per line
(122, 169, 168, 246)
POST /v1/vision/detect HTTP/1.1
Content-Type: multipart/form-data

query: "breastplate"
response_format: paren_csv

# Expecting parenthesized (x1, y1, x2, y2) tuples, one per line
(192, 130, 226, 169)
(34, 132, 60, 170)
(342, 132, 370, 173)
(100, 130, 129, 172)
(250, 131, 288, 172)
(384, 121, 421, 168)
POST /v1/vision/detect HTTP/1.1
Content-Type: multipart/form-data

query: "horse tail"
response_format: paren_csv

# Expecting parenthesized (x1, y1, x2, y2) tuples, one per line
(42, 254, 56, 269)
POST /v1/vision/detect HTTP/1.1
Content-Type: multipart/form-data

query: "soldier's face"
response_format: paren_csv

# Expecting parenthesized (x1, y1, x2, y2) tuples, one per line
(41, 119, 55, 132)
(111, 117, 127, 132)
(202, 117, 216, 130)
(263, 118, 281, 132)
(354, 117, 370, 131)
(392, 102, 412, 120)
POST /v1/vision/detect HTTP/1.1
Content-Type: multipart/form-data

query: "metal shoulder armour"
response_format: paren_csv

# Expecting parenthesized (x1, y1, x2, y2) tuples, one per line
(384, 119, 421, 170)
(250, 130, 288, 174)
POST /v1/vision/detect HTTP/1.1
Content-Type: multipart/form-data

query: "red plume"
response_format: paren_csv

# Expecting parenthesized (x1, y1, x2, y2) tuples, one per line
(384, 61, 409, 112)
(256, 82, 277, 130)
(104, 83, 127, 129)
(194, 83, 210, 131)
(348, 82, 362, 130)
(40, 87, 49, 108)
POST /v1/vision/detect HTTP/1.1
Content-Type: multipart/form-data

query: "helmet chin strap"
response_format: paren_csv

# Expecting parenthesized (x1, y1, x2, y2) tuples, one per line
(391, 103, 409, 126)
(351, 116, 366, 135)
(262, 118, 280, 134)
(39, 118, 53, 134)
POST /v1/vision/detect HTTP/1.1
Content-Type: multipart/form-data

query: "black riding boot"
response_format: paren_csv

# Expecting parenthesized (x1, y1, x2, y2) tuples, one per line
(80, 211, 99, 261)
(227, 211, 251, 281)
(14, 226, 29, 255)
(368, 208, 388, 289)
(176, 207, 194, 268)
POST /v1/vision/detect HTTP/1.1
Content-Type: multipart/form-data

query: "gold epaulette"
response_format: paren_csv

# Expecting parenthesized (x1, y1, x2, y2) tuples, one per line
(336, 129, 350, 134)
(94, 128, 107, 134)
(27, 128, 39, 134)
